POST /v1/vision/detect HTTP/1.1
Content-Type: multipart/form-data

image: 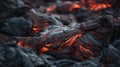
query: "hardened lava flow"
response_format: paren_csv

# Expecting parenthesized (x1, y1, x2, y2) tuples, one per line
(0, 0, 120, 67)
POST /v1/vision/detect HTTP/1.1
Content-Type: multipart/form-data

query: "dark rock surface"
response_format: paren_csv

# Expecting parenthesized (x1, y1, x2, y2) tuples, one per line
(0, 42, 45, 67)
(0, 42, 119, 67)
(0, 17, 32, 36)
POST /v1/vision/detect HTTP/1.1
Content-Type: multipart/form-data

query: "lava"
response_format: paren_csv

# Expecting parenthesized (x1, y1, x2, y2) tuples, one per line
(89, 3, 111, 11)
(45, 0, 112, 12)
(18, 41, 23, 46)
(69, 3, 82, 11)
(46, 5, 56, 12)
(40, 47, 49, 53)
(0, 0, 120, 67)
(32, 27, 40, 33)
(81, 0, 112, 11)
(61, 34, 83, 47)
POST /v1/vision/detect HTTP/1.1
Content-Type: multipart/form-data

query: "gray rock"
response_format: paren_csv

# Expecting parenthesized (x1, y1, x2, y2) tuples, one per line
(0, 17, 32, 36)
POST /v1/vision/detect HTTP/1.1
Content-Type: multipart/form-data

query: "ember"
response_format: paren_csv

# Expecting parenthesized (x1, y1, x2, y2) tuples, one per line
(18, 41, 23, 46)
(0, 0, 120, 67)
(32, 27, 40, 33)
(61, 34, 83, 47)
(46, 5, 56, 12)
(89, 3, 111, 11)
(69, 3, 82, 11)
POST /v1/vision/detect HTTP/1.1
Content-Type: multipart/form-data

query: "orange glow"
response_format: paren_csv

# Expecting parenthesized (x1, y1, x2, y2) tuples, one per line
(69, 3, 82, 11)
(32, 22, 41, 33)
(79, 45, 94, 58)
(17, 40, 31, 48)
(46, 5, 56, 12)
(39, 43, 53, 53)
(45, 0, 112, 12)
(40, 47, 49, 53)
(62, 34, 83, 47)
(18, 41, 23, 46)
(32, 27, 40, 33)
(45, 43, 52, 47)
(33, 27, 40, 31)
(89, 3, 111, 11)
(79, 45, 91, 53)
(81, 0, 112, 11)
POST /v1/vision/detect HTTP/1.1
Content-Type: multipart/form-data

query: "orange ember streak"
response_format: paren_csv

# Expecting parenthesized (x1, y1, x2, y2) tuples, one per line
(89, 3, 111, 11)
(17, 41, 31, 48)
(18, 41, 23, 46)
(45, 43, 52, 47)
(79, 45, 94, 58)
(62, 34, 82, 47)
(32, 27, 40, 33)
(79, 45, 91, 53)
(69, 3, 81, 11)
(46, 5, 56, 12)
(40, 47, 49, 53)
(33, 27, 39, 31)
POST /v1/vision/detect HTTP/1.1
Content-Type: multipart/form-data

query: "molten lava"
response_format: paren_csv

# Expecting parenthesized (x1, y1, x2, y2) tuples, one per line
(39, 34, 83, 53)
(32, 27, 40, 33)
(69, 3, 82, 11)
(45, 0, 112, 12)
(17, 33, 94, 58)
(18, 41, 23, 46)
(81, 0, 112, 11)
(46, 5, 56, 12)
(61, 34, 83, 47)
(40, 47, 49, 53)
(89, 3, 111, 11)
(40, 43, 52, 53)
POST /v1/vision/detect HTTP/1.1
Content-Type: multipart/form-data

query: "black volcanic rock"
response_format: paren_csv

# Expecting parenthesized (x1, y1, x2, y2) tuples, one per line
(0, 0, 30, 20)
(0, 42, 45, 67)
(0, 42, 101, 67)
(0, 17, 32, 36)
